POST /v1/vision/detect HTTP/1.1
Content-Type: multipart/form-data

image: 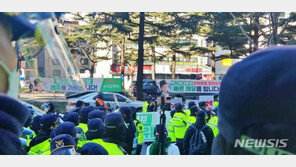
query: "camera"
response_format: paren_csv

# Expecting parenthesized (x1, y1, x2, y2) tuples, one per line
(156, 96, 172, 106)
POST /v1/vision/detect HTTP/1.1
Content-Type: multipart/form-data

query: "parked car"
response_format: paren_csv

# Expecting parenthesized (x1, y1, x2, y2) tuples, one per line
(66, 90, 133, 99)
(131, 80, 161, 99)
(20, 101, 46, 116)
(66, 92, 143, 112)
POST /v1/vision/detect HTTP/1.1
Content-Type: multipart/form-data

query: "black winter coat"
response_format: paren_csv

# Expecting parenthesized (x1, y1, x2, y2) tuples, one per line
(122, 119, 136, 155)
(183, 120, 214, 155)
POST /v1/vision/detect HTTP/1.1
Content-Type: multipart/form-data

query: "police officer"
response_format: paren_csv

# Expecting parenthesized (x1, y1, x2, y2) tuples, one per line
(28, 114, 59, 155)
(131, 106, 144, 155)
(185, 101, 197, 117)
(78, 106, 95, 133)
(119, 106, 136, 155)
(212, 46, 296, 155)
(21, 107, 36, 147)
(168, 108, 176, 143)
(53, 122, 79, 145)
(78, 142, 108, 155)
(142, 98, 149, 113)
(85, 118, 105, 145)
(198, 101, 208, 111)
(30, 115, 42, 136)
(71, 100, 87, 114)
(100, 113, 127, 155)
(213, 95, 219, 109)
(88, 110, 106, 122)
(199, 101, 218, 137)
(168, 103, 188, 155)
(207, 112, 219, 137)
(39, 121, 79, 155)
(145, 95, 157, 112)
(64, 112, 87, 147)
(50, 134, 77, 155)
(187, 106, 199, 125)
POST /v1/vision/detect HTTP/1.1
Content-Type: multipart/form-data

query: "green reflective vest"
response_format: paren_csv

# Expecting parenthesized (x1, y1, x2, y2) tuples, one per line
(99, 141, 127, 155)
(143, 101, 148, 112)
(169, 112, 188, 139)
(28, 138, 51, 155)
(133, 119, 144, 145)
(207, 115, 219, 137)
(77, 123, 88, 133)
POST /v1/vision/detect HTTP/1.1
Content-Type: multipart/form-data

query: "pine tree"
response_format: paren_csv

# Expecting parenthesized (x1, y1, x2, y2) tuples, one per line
(61, 12, 111, 78)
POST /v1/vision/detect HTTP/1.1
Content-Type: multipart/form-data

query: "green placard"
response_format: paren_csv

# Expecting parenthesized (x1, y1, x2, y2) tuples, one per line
(137, 111, 171, 142)
(100, 78, 122, 92)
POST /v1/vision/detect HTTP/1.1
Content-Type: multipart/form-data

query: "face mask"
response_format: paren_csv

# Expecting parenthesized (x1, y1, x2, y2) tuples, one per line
(0, 61, 19, 99)
(44, 107, 50, 112)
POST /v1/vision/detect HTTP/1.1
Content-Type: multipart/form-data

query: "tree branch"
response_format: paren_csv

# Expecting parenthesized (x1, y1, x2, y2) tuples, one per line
(229, 12, 259, 50)
(279, 13, 293, 35)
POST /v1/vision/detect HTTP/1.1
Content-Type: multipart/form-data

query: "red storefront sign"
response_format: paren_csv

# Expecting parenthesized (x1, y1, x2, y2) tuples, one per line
(111, 65, 152, 73)
(185, 67, 202, 73)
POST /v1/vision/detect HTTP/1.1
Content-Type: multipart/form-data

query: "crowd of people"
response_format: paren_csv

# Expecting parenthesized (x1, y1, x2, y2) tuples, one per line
(18, 96, 219, 155)
(1, 12, 296, 155)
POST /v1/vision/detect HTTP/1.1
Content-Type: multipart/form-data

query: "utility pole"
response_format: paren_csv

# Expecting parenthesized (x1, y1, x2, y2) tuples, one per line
(121, 37, 125, 90)
(172, 53, 176, 79)
(151, 45, 156, 80)
(136, 12, 145, 101)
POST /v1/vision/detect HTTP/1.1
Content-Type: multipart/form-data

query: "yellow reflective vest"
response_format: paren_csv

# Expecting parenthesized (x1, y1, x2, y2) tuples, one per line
(83, 138, 104, 145)
(134, 119, 144, 145)
(77, 123, 88, 133)
(99, 141, 127, 155)
(207, 115, 219, 137)
(187, 116, 196, 125)
(168, 119, 176, 142)
(76, 126, 87, 148)
(214, 101, 219, 109)
(28, 138, 51, 155)
(143, 101, 149, 112)
(169, 112, 188, 140)
(185, 109, 191, 118)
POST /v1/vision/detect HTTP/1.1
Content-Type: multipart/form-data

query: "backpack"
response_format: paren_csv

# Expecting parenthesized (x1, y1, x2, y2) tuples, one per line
(189, 124, 208, 155)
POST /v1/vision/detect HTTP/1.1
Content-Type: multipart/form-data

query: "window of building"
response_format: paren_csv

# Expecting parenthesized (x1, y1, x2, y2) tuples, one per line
(26, 60, 35, 68)
(52, 59, 60, 66)
(53, 70, 61, 77)
(25, 71, 30, 80)
(38, 67, 45, 77)
(80, 58, 89, 65)
(80, 69, 85, 73)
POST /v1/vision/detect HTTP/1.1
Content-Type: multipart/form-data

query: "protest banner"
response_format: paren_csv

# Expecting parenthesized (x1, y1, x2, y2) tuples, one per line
(29, 77, 122, 92)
